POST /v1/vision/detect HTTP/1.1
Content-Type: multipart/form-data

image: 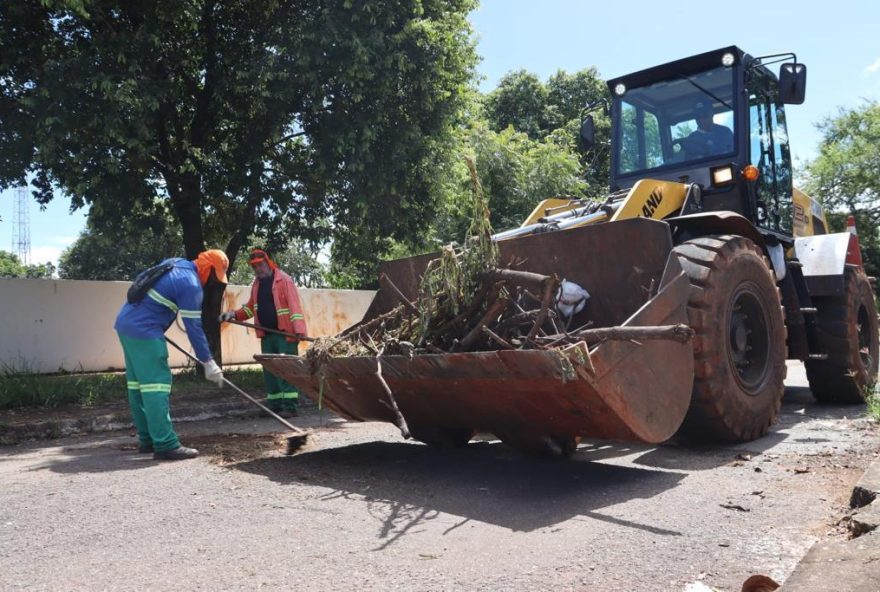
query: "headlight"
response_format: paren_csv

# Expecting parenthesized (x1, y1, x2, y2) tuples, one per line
(721, 52, 735, 67)
(614, 83, 626, 96)
(711, 165, 734, 186)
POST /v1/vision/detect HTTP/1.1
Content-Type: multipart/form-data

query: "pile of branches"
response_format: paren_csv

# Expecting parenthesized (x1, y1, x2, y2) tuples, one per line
(308, 157, 692, 362)
(312, 266, 691, 358)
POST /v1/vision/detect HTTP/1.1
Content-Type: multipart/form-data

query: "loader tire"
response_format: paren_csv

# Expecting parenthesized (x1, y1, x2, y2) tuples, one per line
(495, 432, 580, 458)
(410, 426, 474, 448)
(805, 266, 879, 403)
(673, 235, 787, 442)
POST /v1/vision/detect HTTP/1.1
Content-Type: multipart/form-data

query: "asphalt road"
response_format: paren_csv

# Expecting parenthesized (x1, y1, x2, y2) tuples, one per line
(1, 362, 878, 591)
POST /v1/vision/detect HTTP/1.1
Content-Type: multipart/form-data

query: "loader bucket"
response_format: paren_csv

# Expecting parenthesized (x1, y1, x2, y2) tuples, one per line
(258, 218, 695, 451)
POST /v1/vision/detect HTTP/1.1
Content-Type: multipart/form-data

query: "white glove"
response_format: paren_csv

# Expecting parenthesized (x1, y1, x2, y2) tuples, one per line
(218, 311, 236, 323)
(203, 360, 224, 387)
(555, 280, 590, 318)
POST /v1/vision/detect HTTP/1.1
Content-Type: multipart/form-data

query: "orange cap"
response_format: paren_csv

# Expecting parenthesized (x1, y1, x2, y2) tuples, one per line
(194, 249, 229, 285)
(248, 248, 278, 270)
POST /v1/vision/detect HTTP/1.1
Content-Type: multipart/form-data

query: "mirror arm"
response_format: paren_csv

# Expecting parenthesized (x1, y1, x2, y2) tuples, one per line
(747, 52, 798, 70)
(580, 97, 610, 118)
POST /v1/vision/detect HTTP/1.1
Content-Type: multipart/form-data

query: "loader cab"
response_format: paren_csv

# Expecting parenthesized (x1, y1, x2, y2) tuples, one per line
(601, 46, 806, 241)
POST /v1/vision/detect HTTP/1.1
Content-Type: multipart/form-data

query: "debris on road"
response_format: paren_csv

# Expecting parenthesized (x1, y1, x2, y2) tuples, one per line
(720, 503, 751, 512)
(740, 574, 779, 592)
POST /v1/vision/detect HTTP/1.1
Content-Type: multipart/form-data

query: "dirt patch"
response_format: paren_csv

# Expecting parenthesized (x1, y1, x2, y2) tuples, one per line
(114, 432, 286, 465)
(186, 432, 287, 465)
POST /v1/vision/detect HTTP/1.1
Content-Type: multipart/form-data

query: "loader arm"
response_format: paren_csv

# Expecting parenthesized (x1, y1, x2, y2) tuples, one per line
(499, 179, 689, 242)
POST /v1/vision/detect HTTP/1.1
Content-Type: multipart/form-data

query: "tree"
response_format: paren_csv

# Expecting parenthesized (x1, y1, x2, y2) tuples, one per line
(425, 123, 590, 248)
(545, 67, 606, 129)
(0, 251, 26, 278)
(0, 250, 54, 278)
(803, 101, 880, 281)
(1, 0, 477, 357)
(58, 207, 183, 281)
(324, 122, 589, 277)
(483, 68, 611, 195)
(484, 70, 550, 140)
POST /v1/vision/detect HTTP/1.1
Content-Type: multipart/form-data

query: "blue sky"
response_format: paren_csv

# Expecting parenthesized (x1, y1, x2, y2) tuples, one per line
(2, 0, 879, 266)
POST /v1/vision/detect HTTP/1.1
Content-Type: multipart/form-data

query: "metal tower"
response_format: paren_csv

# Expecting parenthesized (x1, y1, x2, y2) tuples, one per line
(11, 186, 31, 265)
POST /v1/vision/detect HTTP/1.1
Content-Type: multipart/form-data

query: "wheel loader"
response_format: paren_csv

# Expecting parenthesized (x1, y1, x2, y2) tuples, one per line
(258, 46, 879, 454)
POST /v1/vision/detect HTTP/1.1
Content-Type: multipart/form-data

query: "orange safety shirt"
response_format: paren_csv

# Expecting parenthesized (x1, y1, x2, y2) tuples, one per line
(234, 269, 307, 341)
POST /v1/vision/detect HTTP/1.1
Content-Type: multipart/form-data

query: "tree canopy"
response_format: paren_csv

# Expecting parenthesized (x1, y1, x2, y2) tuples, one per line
(327, 68, 609, 281)
(0, 250, 54, 278)
(483, 68, 611, 195)
(803, 101, 880, 280)
(58, 206, 183, 281)
(803, 101, 880, 225)
(357, 121, 590, 275)
(432, 123, 589, 242)
(484, 70, 550, 140)
(1, 0, 478, 268)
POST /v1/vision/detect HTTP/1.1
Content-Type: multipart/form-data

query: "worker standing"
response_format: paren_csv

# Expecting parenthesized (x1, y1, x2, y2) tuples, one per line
(219, 249, 307, 417)
(114, 250, 229, 460)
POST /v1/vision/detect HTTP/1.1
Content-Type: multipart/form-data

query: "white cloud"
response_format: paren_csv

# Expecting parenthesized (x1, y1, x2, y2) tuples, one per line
(17, 235, 80, 273)
(865, 57, 880, 75)
(48, 235, 79, 246)
(29, 245, 64, 267)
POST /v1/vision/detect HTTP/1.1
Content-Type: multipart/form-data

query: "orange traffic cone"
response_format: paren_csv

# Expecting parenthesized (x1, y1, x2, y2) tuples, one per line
(847, 214, 858, 235)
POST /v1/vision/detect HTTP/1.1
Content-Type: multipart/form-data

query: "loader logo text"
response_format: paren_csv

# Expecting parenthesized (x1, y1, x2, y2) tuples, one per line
(641, 189, 663, 218)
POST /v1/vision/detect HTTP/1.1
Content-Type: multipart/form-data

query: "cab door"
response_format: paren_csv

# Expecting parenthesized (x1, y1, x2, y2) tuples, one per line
(746, 67, 794, 236)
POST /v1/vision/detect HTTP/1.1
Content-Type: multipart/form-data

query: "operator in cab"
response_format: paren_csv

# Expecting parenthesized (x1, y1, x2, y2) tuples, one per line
(681, 101, 734, 158)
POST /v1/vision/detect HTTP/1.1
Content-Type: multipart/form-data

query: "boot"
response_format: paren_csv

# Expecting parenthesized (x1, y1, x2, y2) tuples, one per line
(153, 446, 199, 461)
(138, 444, 154, 453)
(262, 400, 282, 418)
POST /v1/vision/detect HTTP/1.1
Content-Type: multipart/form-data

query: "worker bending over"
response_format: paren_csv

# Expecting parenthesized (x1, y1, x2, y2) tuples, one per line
(115, 250, 229, 460)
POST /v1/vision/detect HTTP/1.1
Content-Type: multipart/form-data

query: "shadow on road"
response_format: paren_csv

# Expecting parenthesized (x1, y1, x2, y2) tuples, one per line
(625, 382, 867, 471)
(23, 444, 163, 474)
(232, 439, 686, 542)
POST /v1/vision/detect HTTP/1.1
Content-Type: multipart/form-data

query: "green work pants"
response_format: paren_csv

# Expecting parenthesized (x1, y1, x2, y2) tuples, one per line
(260, 333, 299, 411)
(117, 333, 180, 452)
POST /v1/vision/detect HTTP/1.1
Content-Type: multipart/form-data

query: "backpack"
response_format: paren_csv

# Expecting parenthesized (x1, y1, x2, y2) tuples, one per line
(127, 261, 176, 304)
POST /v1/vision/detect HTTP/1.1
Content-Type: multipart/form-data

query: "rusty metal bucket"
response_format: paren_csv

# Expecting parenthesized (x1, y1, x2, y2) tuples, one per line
(257, 218, 694, 453)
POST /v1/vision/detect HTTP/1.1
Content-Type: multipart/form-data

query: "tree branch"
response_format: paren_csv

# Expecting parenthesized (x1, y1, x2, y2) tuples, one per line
(274, 130, 307, 146)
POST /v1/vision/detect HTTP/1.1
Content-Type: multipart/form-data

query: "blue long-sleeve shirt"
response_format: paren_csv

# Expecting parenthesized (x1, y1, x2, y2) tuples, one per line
(114, 258, 213, 362)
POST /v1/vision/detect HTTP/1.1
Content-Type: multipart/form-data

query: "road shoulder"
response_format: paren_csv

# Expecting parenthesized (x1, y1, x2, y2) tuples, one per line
(782, 459, 880, 591)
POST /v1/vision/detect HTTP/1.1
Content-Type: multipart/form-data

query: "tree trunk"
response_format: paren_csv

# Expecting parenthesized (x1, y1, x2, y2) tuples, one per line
(201, 281, 225, 365)
(173, 175, 207, 260)
(167, 173, 226, 365)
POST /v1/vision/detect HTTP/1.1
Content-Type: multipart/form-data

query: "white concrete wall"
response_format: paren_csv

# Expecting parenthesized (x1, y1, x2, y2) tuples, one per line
(0, 278, 375, 374)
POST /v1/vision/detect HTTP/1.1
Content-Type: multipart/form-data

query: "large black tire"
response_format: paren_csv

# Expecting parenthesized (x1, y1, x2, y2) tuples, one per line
(409, 425, 474, 448)
(805, 266, 879, 403)
(673, 235, 787, 442)
(495, 432, 580, 458)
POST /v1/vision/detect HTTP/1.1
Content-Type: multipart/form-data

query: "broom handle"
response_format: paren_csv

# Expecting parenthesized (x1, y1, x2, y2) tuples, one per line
(224, 318, 315, 342)
(164, 336, 304, 434)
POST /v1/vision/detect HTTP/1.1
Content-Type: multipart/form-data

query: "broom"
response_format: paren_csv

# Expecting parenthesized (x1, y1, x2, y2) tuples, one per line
(165, 336, 309, 455)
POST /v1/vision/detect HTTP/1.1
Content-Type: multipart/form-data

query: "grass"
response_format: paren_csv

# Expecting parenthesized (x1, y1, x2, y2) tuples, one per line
(866, 384, 880, 422)
(0, 363, 265, 410)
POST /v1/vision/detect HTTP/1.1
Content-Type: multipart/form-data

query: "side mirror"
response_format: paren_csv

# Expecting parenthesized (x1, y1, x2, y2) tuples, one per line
(779, 63, 806, 105)
(579, 115, 596, 150)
